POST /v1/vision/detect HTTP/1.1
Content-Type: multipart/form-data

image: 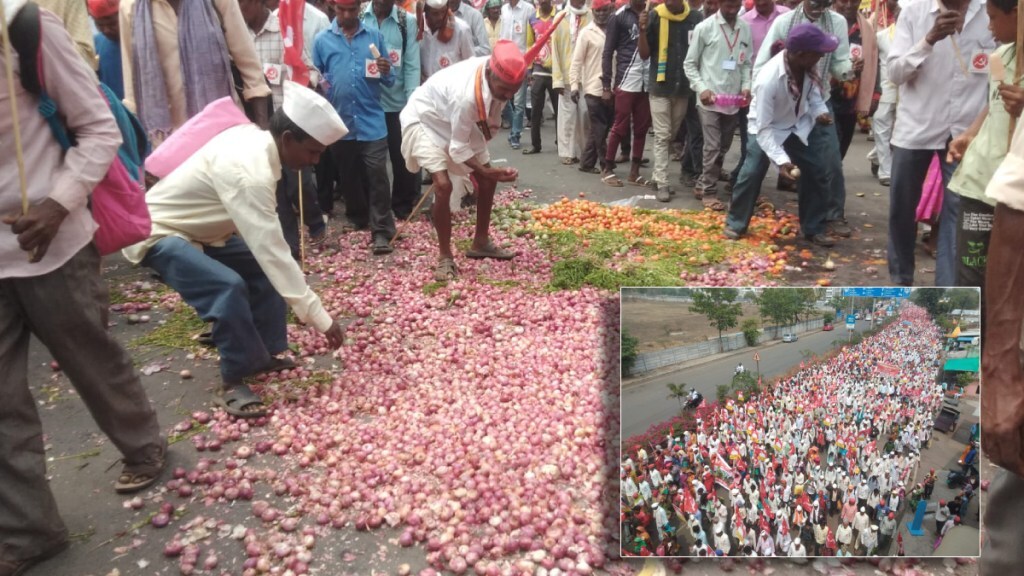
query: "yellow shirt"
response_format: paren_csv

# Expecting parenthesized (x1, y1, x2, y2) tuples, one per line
(36, 0, 98, 70)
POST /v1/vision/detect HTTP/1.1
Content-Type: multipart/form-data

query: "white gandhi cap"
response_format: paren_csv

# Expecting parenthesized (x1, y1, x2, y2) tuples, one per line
(282, 81, 349, 146)
(425, 0, 448, 8)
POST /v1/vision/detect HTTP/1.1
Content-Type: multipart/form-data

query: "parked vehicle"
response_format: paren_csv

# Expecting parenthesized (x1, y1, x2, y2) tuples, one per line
(823, 323, 834, 331)
(782, 333, 798, 343)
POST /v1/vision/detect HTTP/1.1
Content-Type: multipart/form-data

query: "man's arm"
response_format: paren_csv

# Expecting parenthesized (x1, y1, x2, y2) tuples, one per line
(119, 0, 137, 112)
(551, 23, 568, 89)
(753, 16, 784, 81)
(750, 79, 789, 166)
(214, 0, 273, 126)
(404, 12, 422, 101)
(887, 4, 933, 86)
(467, 9, 492, 56)
(569, 30, 588, 91)
(602, 12, 619, 91)
(683, 22, 705, 94)
(739, 25, 753, 92)
(828, 12, 853, 82)
(639, 10, 653, 61)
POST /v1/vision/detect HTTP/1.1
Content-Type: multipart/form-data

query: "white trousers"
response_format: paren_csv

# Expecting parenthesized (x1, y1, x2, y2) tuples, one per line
(556, 92, 590, 160)
(871, 101, 896, 179)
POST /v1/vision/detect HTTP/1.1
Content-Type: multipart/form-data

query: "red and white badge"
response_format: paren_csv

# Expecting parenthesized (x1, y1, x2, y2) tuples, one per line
(738, 51, 746, 64)
(972, 51, 990, 74)
(389, 48, 402, 67)
(850, 43, 863, 61)
(365, 58, 381, 78)
(439, 56, 451, 68)
(263, 63, 283, 85)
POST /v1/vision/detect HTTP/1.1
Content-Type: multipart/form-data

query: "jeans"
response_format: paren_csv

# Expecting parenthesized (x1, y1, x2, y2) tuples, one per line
(141, 236, 288, 382)
(730, 106, 750, 183)
(385, 111, 422, 219)
(583, 94, 611, 170)
(605, 89, 651, 165)
(332, 138, 398, 240)
(530, 73, 558, 151)
(650, 95, 687, 188)
(0, 245, 163, 565)
(681, 98, 704, 177)
(888, 145, 955, 285)
(815, 101, 847, 222)
(936, 183, 961, 286)
(955, 195, 995, 288)
(510, 81, 528, 141)
(276, 167, 325, 259)
(726, 133, 829, 237)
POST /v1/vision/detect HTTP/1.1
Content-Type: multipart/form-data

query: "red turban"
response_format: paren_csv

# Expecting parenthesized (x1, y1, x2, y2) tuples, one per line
(87, 0, 119, 18)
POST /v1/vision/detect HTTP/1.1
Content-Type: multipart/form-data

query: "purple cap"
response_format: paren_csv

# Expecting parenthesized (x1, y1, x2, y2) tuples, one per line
(786, 23, 840, 54)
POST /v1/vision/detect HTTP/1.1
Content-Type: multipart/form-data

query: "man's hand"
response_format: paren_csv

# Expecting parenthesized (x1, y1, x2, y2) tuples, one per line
(639, 9, 649, 30)
(553, 87, 564, 97)
(926, 11, 962, 45)
(250, 96, 271, 129)
(571, 89, 580, 104)
(740, 89, 751, 105)
(946, 133, 974, 163)
(487, 166, 519, 182)
(700, 90, 716, 106)
(602, 88, 613, 104)
(852, 58, 864, 74)
(999, 82, 1024, 118)
(816, 113, 834, 125)
(780, 163, 800, 180)
(324, 321, 346, 350)
(2, 198, 69, 263)
(377, 57, 392, 76)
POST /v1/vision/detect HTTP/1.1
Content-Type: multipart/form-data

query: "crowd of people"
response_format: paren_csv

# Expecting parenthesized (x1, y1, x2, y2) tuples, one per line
(619, 306, 972, 557)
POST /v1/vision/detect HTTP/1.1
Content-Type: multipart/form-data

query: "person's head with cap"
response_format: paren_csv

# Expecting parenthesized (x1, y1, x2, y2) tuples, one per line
(425, 0, 453, 38)
(274, 81, 349, 169)
(485, 0, 501, 21)
(785, 22, 839, 71)
(488, 22, 559, 100)
(332, 0, 362, 32)
(85, 0, 120, 40)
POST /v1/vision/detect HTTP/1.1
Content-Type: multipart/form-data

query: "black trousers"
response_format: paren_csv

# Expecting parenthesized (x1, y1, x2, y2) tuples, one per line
(530, 74, 558, 151)
(835, 110, 858, 159)
(584, 94, 612, 171)
(332, 139, 397, 240)
(384, 111, 421, 219)
(316, 145, 342, 214)
(276, 167, 325, 259)
(955, 194, 994, 288)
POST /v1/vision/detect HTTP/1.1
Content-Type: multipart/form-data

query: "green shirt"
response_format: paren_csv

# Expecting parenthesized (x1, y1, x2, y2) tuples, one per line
(949, 43, 1019, 206)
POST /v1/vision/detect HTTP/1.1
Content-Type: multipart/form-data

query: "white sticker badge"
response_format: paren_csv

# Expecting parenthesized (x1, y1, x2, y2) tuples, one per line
(365, 58, 381, 78)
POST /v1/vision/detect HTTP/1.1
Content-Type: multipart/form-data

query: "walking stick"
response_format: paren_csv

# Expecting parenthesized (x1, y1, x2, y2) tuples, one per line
(297, 170, 306, 272)
(1, 1, 30, 216)
(390, 184, 435, 247)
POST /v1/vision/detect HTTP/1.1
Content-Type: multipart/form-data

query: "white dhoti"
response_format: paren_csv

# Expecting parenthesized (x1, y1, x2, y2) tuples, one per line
(401, 122, 490, 212)
(556, 93, 589, 160)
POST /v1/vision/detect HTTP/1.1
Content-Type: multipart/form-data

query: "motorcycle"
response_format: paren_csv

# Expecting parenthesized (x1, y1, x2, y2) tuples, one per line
(685, 393, 704, 410)
(946, 469, 978, 490)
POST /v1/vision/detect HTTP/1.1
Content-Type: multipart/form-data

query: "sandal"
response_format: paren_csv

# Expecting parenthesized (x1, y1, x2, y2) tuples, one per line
(703, 198, 727, 211)
(196, 331, 215, 347)
(560, 157, 576, 165)
(434, 258, 459, 281)
(602, 173, 624, 188)
(627, 176, 652, 188)
(256, 356, 298, 375)
(115, 439, 167, 494)
(466, 241, 516, 260)
(214, 383, 268, 419)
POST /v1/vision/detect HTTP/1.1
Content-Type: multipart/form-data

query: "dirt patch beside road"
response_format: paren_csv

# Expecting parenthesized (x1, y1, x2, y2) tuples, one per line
(621, 299, 763, 353)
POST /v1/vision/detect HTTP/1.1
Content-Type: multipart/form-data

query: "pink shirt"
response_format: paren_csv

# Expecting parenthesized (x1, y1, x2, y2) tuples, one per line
(0, 9, 122, 278)
(741, 3, 790, 58)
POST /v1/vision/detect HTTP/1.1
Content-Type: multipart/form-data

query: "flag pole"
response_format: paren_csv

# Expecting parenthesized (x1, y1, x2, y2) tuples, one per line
(1, 2, 30, 216)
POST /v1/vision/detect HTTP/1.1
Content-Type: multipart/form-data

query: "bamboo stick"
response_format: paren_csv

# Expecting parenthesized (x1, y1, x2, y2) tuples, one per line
(390, 184, 436, 247)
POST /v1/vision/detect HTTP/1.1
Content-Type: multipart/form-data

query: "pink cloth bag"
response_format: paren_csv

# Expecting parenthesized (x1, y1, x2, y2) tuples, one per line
(144, 97, 251, 179)
(915, 153, 944, 223)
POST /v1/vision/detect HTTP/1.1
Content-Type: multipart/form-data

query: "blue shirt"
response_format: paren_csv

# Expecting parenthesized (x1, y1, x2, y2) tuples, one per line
(359, 5, 420, 113)
(313, 22, 394, 141)
(94, 33, 124, 101)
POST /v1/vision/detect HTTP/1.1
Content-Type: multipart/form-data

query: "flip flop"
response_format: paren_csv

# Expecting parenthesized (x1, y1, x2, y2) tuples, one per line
(256, 356, 298, 375)
(703, 199, 727, 211)
(466, 242, 516, 260)
(579, 166, 600, 174)
(214, 383, 268, 419)
(196, 331, 215, 347)
(602, 173, 624, 187)
(115, 439, 167, 494)
(434, 258, 459, 281)
(627, 176, 652, 188)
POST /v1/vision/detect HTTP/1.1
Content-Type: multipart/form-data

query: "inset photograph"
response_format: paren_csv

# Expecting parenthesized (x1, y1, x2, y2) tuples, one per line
(620, 287, 980, 558)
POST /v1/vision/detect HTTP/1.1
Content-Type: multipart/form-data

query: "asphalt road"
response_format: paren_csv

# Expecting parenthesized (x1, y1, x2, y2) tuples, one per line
(621, 320, 875, 440)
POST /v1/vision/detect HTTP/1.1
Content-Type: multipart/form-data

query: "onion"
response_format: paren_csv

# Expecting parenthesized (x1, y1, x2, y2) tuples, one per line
(164, 541, 184, 557)
(151, 513, 171, 528)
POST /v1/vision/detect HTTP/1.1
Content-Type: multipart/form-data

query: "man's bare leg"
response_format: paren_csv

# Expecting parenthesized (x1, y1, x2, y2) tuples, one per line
(471, 175, 497, 252)
(430, 170, 454, 260)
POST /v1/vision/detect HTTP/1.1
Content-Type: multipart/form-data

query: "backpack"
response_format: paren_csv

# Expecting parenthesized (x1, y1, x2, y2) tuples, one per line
(9, 2, 152, 255)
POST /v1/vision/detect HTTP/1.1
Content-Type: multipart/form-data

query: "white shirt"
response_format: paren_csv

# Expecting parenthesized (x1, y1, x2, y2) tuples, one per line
(753, 7, 853, 101)
(887, 0, 994, 149)
(748, 51, 830, 167)
(302, 3, 331, 85)
(122, 125, 332, 332)
(500, 0, 536, 52)
(454, 2, 493, 56)
(788, 542, 806, 557)
(836, 524, 853, 544)
(986, 107, 1024, 211)
(421, 18, 476, 78)
(400, 56, 502, 168)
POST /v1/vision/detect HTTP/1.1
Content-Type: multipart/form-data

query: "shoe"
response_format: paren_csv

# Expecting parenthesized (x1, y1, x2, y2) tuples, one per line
(723, 228, 741, 240)
(509, 137, 521, 150)
(806, 233, 836, 247)
(372, 236, 394, 255)
(827, 219, 852, 238)
(879, 177, 891, 186)
(656, 186, 671, 203)
(522, 147, 541, 155)
(871, 162, 880, 177)
(501, 120, 511, 129)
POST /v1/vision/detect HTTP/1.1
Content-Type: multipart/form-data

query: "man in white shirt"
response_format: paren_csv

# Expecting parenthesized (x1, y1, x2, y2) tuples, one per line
(552, 0, 593, 165)
(450, 0, 492, 56)
(400, 43, 526, 281)
(421, 0, 476, 78)
(123, 82, 347, 417)
(723, 23, 837, 247)
(500, 0, 537, 148)
(868, 0, 898, 186)
(886, 0, 993, 286)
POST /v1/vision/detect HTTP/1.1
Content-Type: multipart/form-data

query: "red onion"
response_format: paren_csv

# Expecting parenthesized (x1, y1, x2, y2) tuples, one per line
(151, 513, 171, 528)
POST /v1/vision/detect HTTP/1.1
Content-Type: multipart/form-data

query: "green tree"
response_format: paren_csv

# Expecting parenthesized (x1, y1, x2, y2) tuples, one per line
(690, 288, 743, 352)
(716, 383, 731, 403)
(912, 288, 949, 318)
(666, 382, 690, 411)
(756, 289, 802, 338)
(741, 319, 761, 346)
(946, 288, 980, 312)
(731, 371, 757, 395)
(622, 329, 639, 374)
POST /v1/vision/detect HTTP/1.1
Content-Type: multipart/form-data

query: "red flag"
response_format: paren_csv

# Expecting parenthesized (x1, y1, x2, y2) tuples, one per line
(278, 0, 309, 87)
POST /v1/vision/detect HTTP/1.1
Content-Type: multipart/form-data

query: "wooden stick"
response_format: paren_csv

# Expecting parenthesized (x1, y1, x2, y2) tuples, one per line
(298, 170, 306, 272)
(390, 184, 435, 247)
(0, 2, 30, 216)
